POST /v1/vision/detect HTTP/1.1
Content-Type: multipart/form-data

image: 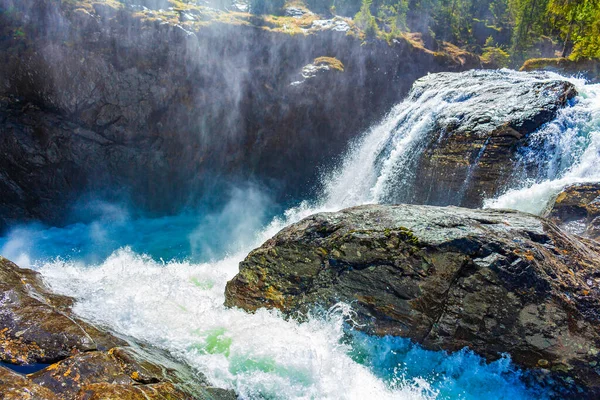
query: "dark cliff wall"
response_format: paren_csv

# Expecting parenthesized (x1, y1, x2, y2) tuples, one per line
(0, 0, 480, 230)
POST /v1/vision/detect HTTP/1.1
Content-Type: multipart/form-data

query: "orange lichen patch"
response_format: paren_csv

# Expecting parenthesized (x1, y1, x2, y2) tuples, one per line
(0, 327, 45, 364)
(264, 12, 320, 35)
(401, 32, 427, 50)
(264, 286, 285, 307)
(523, 251, 535, 261)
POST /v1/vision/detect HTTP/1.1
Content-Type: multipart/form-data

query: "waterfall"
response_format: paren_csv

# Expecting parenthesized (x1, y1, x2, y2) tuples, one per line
(485, 81, 600, 214)
(320, 69, 600, 212)
(2, 70, 598, 399)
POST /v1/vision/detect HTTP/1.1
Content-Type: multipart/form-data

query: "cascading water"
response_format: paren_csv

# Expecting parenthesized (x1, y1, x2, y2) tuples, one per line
(2, 70, 599, 399)
(485, 79, 600, 214)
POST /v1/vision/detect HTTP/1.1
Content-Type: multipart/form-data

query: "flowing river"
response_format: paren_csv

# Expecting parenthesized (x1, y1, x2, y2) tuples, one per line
(2, 70, 599, 399)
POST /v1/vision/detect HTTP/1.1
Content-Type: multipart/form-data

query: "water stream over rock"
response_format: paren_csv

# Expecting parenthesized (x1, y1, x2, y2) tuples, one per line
(2, 70, 599, 399)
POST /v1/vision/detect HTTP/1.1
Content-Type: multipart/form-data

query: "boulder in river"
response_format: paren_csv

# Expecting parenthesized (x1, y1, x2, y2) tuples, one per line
(225, 204, 600, 396)
(374, 70, 578, 208)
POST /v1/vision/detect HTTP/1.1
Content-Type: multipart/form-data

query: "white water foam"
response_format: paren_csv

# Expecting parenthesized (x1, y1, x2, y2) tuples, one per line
(36, 249, 434, 400)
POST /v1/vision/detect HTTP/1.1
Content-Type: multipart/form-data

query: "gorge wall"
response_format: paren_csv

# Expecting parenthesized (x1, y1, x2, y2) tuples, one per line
(0, 0, 480, 231)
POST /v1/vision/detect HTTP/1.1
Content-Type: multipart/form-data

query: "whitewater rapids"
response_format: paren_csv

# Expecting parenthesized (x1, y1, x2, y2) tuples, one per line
(2, 70, 599, 399)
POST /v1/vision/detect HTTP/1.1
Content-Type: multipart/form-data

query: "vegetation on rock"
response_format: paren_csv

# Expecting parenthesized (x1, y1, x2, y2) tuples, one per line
(249, 0, 600, 67)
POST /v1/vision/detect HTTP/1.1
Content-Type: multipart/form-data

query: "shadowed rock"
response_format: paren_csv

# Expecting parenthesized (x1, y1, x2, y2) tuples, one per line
(0, 0, 480, 231)
(545, 183, 600, 241)
(225, 204, 600, 396)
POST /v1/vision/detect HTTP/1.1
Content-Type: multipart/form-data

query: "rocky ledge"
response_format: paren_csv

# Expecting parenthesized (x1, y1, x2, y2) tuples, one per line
(0, 0, 480, 231)
(225, 204, 600, 396)
(0, 256, 235, 399)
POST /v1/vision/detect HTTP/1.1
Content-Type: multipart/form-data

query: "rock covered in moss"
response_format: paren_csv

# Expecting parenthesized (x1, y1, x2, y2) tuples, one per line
(225, 204, 600, 396)
(521, 57, 600, 84)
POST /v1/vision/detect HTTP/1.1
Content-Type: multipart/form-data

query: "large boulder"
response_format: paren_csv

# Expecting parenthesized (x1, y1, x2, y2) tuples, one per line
(0, 257, 235, 399)
(225, 204, 600, 396)
(544, 183, 600, 240)
(373, 70, 577, 208)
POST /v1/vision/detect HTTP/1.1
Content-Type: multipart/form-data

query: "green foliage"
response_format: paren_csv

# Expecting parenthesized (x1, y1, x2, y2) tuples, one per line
(250, 0, 285, 15)
(296, 0, 600, 62)
(547, 0, 600, 59)
(482, 37, 511, 67)
(354, 0, 379, 38)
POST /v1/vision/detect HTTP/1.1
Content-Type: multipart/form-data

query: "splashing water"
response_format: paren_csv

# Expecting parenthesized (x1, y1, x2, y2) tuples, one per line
(5, 70, 599, 399)
(485, 80, 600, 214)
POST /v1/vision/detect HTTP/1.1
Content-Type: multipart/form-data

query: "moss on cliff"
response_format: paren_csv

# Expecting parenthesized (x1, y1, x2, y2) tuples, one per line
(521, 57, 600, 82)
(313, 56, 344, 71)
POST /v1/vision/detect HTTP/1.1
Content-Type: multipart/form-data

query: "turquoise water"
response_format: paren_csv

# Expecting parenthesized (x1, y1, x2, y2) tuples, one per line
(0, 200, 546, 399)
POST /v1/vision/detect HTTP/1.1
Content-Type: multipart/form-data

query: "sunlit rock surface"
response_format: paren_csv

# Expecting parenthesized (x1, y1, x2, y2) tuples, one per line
(0, 366, 59, 400)
(375, 70, 577, 207)
(226, 204, 600, 396)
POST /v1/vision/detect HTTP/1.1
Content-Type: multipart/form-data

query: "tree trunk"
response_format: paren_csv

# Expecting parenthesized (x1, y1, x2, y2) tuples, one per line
(561, 15, 575, 57)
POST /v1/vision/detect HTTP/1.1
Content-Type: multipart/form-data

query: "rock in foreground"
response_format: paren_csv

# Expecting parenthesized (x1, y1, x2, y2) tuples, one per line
(0, 257, 235, 399)
(225, 204, 600, 396)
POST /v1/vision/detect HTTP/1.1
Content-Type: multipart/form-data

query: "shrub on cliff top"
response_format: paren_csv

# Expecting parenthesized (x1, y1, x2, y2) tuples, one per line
(354, 0, 378, 39)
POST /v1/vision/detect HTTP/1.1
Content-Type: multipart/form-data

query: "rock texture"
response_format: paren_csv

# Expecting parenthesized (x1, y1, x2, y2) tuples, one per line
(375, 70, 577, 208)
(0, 0, 480, 231)
(225, 204, 600, 396)
(0, 256, 235, 399)
(0, 366, 59, 400)
(0, 257, 123, 365)
(545, 183, 600, 240)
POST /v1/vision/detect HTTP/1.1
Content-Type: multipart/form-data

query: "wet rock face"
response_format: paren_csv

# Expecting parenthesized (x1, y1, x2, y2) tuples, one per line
(0, 257, 235, 399)
(225, 204, 600, 395)
(0, 0, 480, 231)
(545, 183, 600, 240)
(0, 257, 124, 365)
(377, 70, 577, 208)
